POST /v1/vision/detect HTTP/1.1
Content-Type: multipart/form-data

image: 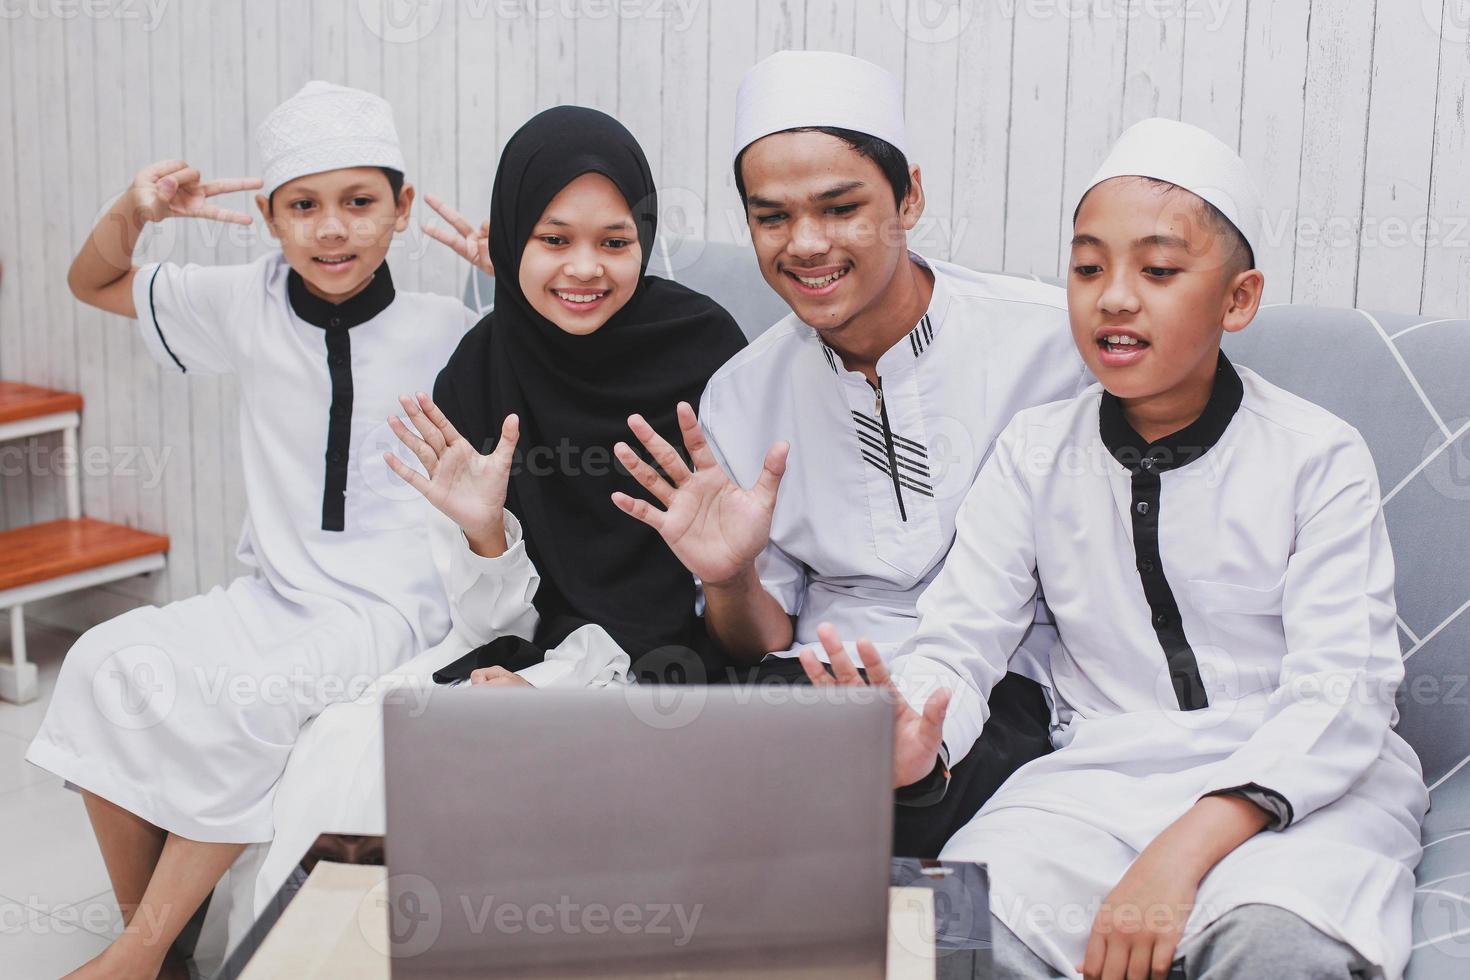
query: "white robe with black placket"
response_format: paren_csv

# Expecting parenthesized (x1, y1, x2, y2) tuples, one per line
(27, 251, 473, 843)
(892, 355, 1429, 978)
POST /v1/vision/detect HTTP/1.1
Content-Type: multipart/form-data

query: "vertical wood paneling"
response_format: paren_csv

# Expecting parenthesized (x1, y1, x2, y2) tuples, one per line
(63, 15, 112, 528)
(660, 0, 711, 258)
(1292, 0, 1376, 308)
(1239, 0, 1311, 304)
(1003, 11, 1070, 275)
(1355, 1, 1439, 313)
(703, 2, 757, 246)
(3, 0, 1469, 624)
(950, 2, 1015, 274)
(1420, 1, 1470, 317)
(1058, 4, 1129, 272)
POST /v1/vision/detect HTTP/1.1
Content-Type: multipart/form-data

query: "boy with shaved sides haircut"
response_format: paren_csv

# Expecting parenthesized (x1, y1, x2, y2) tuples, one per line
(615, 50, 1089, 857)
(809, 118, 1428, 979)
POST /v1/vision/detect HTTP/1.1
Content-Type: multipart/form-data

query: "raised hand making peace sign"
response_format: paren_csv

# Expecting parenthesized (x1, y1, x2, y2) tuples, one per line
(384, 392, 520, 558)
(611, 401, 789, 589)
(130, 159, 261, 226)
(422, 192, 494, 278)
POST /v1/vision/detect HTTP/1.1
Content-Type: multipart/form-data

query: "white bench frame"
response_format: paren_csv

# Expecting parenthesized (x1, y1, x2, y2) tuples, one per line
(0, 410, 165, 703)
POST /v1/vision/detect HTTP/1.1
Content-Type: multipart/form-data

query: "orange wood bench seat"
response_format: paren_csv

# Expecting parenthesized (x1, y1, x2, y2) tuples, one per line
(0, 381, 84, 425)
(0, 518, 169, 593)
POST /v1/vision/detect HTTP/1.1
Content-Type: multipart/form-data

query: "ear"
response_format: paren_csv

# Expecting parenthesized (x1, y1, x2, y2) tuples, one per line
(900, 163, 925, 231)
(1221, 267, 1265, 335)
(255, 194, 279, 241)
(394, 182, 415, 233)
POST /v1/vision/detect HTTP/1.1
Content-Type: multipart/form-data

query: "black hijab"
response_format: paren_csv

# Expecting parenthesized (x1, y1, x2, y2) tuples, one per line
(431, 106, 747, 672)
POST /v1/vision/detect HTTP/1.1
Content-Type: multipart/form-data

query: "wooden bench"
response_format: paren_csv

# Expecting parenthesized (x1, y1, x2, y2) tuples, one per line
(0, 381, 169, 703)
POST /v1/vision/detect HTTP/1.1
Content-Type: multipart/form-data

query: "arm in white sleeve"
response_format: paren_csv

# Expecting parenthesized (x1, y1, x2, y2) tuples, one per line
(429, 505, 541, 648)
(1200, 429, 1402, 828)
(889, 424, 1043, 765)
(515, 624, 632, 689)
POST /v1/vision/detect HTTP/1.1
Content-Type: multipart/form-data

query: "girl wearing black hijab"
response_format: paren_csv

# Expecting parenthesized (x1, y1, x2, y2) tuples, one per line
(387, 106, 747, 684)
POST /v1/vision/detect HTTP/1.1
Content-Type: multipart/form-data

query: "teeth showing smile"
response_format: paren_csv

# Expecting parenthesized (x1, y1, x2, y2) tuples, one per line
(1104, 334, 1141, 346)
(790, 268, 849, 288)
(553, 289, 607, 305)
(313, 255, 355, 265)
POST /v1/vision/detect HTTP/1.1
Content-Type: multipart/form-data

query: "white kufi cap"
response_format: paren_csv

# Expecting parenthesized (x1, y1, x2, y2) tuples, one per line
(734, 51, 907, 160)
(1082, 117, 1262, 262)
(257, 81, 406, 197)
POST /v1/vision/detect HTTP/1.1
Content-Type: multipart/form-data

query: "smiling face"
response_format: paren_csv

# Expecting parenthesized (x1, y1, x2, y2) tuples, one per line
(1068, 176, 1263, 420)
(517, 172, 642, 336)
(739, 130, 922, 338)
(257, 166, 412, 303)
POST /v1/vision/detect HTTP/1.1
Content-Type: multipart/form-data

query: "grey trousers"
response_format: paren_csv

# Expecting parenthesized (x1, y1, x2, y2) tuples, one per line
(987, 903, 1372, 979)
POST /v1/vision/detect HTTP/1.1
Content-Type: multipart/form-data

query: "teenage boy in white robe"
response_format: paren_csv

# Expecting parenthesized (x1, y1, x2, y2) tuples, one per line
(27, 81, 472, 980)
(614, 50, 1089, 857)
(806, 118, 1429, 979)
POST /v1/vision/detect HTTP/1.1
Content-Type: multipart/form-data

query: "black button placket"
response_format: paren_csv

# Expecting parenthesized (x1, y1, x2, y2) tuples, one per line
(321, 319, 354, 532)
(1098, 352, 1246, 713)
(286, 263, 397, 533)
(1128, 453, 1207, 711)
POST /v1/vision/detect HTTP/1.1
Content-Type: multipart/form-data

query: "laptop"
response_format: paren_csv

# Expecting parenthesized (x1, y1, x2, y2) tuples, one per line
(382, 685, 895, 978)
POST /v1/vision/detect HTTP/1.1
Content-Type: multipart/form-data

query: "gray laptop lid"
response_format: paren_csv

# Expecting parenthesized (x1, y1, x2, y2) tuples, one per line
(383, 687, 893, 978)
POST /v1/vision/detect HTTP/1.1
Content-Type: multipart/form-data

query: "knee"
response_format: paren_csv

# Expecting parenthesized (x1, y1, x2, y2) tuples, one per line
(1182, 904, 1363, 980)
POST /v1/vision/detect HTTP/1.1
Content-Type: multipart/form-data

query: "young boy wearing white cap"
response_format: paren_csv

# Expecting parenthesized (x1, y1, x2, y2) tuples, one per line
(614, 50, 1089, 857)
(805, 118, 1428, 978)
(29, 81, 473, 980)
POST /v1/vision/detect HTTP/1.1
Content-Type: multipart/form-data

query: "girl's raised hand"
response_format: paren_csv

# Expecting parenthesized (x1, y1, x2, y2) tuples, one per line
(385, 393, 519, 556)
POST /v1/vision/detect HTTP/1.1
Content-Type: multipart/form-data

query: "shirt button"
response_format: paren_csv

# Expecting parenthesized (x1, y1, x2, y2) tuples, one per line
(329, 317, 341, 328)
(1138, 559, 1155, 573)
(1140, 457, 1156, 471)
(328, 451, 343, 464)
(1154, 613, 1171, 627)
(1135, 501, 1150, 516)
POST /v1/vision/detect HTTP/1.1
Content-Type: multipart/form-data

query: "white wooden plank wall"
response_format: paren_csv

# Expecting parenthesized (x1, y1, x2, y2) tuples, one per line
(1, 0, 1467, 620)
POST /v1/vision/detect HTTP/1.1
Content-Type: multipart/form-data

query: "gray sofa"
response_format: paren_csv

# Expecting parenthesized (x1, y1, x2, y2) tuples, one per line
(466, 241, 1470, 975)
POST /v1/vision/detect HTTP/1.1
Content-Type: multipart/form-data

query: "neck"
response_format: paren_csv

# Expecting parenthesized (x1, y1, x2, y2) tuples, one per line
(302, 271, 375, 305)
(1120, 347, 1221, 443)
(825, 255, 934, 384)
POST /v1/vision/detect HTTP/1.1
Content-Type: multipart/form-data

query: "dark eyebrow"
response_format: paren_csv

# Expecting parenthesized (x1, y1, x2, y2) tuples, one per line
(1135, 233, 1191, 250)
(540, 217, 636, 232)
(745, 180, 867, 211)
(813, 180, 865, 201)
(1070, 233, 1193, 250)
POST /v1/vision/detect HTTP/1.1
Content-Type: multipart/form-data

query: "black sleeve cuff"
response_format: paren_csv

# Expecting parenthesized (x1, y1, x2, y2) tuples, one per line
(895, 743, 951, 808)
(1203, 783, 1294, 831)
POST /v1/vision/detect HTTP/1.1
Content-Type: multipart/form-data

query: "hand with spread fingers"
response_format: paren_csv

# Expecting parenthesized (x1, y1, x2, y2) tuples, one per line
(422, 192, 494, 277)
(610, 401, 789, 588)
(130, 159, 261, 226)
(384, 392, 519, 558)
(797, 623, 950, 790)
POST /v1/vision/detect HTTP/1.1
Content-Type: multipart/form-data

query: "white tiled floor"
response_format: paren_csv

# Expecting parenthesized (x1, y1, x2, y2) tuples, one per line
(0, 619, 121, 978)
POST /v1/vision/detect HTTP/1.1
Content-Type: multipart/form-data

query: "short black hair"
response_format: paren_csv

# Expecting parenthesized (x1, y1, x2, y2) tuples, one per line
(734, 127, 912, 210)
(267, 166, 404, 212)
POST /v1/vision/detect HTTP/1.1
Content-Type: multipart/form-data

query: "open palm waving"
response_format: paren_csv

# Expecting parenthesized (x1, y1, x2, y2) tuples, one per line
(611, 401, 788, 587)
